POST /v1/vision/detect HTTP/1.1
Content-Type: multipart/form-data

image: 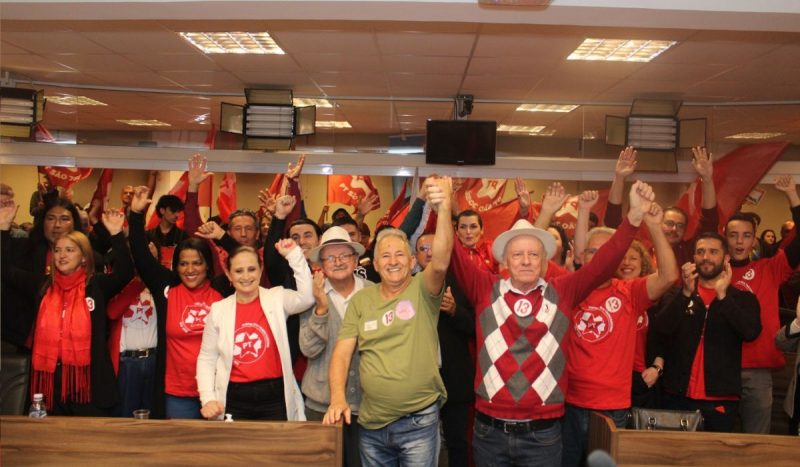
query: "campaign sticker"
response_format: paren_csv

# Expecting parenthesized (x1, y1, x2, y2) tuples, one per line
(605, 296, 622, 313)
(514, 298, 533, 318)
(364, 320, 378, 332)
(395, 300, 416, 320)
(85, 297, 95, 311)
(382, 310, 395, 327)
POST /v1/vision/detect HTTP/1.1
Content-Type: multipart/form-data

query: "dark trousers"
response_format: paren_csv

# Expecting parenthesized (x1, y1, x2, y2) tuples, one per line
(307, 407, 361, 467)
(630, 370, 661, 410)
(663, 392, 738, 432)
(225, 377, 286, 421)
(441, 400, 471, 467)
(50, 365, 114, 417)
(116, 352, 156, 417)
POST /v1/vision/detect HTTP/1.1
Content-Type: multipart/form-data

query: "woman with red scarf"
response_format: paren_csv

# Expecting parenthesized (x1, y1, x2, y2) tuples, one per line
(127, 186, 230, 419)
(1, 204, 133, 415)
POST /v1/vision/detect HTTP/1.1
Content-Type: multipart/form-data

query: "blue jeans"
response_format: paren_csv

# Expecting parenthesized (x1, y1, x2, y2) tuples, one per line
(561, 404, 629, 467)
(165, 394, 202, 419)
(473, 414, 562, 467)
(359, 403, 440, 467)
(116, 352, 156, 417)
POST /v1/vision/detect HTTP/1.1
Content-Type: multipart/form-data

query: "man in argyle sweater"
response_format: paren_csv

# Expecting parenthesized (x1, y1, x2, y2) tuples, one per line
(450, 181, 655, 467)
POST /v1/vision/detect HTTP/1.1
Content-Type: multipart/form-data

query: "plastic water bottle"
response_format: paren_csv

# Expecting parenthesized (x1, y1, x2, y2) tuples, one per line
(28, 393, 47, 419)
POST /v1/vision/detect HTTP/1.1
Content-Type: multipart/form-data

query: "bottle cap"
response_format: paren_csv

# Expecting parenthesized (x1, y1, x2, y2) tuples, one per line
(224, 413, 233, 422)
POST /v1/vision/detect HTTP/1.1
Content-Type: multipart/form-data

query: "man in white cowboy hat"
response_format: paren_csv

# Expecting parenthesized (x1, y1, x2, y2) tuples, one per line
(324, 177, 453, 467)
(449, 181, 655, 467)
(300, 225, 371, 467)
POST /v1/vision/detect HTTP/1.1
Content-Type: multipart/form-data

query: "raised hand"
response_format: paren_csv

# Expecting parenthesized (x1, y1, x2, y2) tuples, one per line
(0, 201, 19, 231)
(101, 209, 126, 236)
(577, 190, 599, 211)
(274, 195, 297, 220)
(616, 146, 638, 178)
(312, 270, 329, 315)
(775, 175, 796, 193)
(643, 202, 664, 228)
(130, 186, 152, 214)
(440, 287, 456, 316)
(258, 190, 278, 214)
(541, 182, 570, 214)
(286, 154, 306, 180)
(357, 193, 381, 217)
(275, 238, 299, 257)
(681, 262, 698, 297)
(713, 260, 732, 299)
(200, 401, 224, 420)
(188, 153, 213, 190)
(627, 180, 655, 226)
(691, 146, 713, 179)
(195, 221, 225, 240)
(426, 176, 452, 213)
(515, 177, 532, 213)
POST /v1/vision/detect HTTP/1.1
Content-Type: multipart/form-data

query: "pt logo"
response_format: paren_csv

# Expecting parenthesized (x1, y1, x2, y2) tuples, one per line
(233, 323, 268, 365)
(123, 293, 154, 329)
(179, 302, 210, 333)
(574, 307, 613, 342)
(514, 299, 533, 318)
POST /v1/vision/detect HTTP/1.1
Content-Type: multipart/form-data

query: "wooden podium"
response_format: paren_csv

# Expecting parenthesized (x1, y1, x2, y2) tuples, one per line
(588, 411, 799, 466)
(0, 416, 342, 466)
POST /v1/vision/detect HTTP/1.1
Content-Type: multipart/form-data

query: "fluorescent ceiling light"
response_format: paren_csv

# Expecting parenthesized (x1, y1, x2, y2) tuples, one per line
(180, 32, 285, 55)
(117, 119, 171, 127)
(516, 104, 579, 113)
(498, 124, 549, 135)
(726, 132, 785, 140)
(568, 38, 676, 62)
(47, 95, 107, 106)
(293, 98, 332, 108)
(316, 120, 352, 129)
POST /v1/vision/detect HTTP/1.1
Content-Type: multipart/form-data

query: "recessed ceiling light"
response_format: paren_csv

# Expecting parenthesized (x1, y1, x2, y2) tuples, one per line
(498, 124, 550, 135)
(47, 95, 107, 106)
(516, 104, 579, 113)
(316, 120, 352, 129)
(293, 98, 332, 108)
(179, 32, 285, 55)
(117, 119, 171, 127)
(567, 38, 676, 62)
(726, 132, 785, 140)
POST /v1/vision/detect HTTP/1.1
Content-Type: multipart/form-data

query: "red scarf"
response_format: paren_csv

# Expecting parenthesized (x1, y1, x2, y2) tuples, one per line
(31, 268, 92, 410)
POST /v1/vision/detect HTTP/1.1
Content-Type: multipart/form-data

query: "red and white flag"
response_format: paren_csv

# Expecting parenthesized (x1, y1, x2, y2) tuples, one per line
(453, 178, 507, 213)
(89, 169, 114, 212)
(675, 142, 789, 239)
(217, 172, 237, 223)
(38, 166, 93, 190)
(327, 175, 380, 207)
(146, 172, 190, 230)
(377, 180, 409, 229)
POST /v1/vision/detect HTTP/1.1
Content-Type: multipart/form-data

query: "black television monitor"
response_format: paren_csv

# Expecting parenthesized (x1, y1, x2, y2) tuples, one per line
(425, 120, 496, 165)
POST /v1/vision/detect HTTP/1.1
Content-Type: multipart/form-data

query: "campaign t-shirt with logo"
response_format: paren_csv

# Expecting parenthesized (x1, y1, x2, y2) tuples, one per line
(731, 250, 793, 369)
(120, 288, 157, 351)
(339, 271, 445, 429)
(165, 284, 222, 397)
(566, 277, 651, 409)
(230, 298, 282, 383)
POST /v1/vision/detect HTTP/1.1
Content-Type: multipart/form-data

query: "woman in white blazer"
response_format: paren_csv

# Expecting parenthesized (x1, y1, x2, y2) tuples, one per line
(196, 240, 314, 420)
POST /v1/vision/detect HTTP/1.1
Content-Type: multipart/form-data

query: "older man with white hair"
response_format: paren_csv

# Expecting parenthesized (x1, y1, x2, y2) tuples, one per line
(450, 181, 655, 467)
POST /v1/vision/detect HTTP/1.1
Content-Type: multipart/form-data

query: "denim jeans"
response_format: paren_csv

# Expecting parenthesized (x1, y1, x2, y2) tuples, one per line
(165, 394, 202, 419)
(472, 414, 562, 467)
(561, 404, 629, 467)
(359, 403, 440, 467)
(116, 352, 156, 417)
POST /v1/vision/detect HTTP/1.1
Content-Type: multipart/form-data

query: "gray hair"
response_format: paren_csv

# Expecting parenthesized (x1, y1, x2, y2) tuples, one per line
(586, 226, 616, 246)
(375, 228, 412, 256)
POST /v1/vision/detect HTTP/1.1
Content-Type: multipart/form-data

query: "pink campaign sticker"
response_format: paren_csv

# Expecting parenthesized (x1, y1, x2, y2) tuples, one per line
(395, 300, 416, 321)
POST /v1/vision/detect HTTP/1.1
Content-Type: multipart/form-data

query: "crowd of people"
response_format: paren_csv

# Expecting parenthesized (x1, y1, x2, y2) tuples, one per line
(1, 146, 799, 467)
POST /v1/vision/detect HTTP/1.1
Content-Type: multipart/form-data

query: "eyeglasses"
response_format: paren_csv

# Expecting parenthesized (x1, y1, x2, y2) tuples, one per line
(417, 245, 433, 253)
(321, 253, 356, 264)
(663, 220, 686, 230)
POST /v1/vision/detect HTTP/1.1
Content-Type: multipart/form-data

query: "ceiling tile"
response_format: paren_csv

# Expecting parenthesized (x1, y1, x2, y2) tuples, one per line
(0, 54, 75, 73)
(2, 31, 110, 54)
(211, 53, 299, 73)
(376, 32, 475, 56)
(383, 55, 468, 74)
(125, 53, 220, 72)
(294, 53, 383, 72)
(44, 54, 142, 72)
(81, 31, 199, 54)
(271, 31, 379, 55)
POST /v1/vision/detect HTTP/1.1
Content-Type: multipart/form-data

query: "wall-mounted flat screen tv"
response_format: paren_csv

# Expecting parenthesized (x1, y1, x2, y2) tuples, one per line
(425, 120, 496, 165)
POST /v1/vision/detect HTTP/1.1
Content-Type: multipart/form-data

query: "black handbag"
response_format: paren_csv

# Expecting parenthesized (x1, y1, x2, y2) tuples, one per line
(630, 407, 703, 431)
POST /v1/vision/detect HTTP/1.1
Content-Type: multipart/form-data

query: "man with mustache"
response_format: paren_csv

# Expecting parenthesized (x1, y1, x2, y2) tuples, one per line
(653, 232, 761, 432)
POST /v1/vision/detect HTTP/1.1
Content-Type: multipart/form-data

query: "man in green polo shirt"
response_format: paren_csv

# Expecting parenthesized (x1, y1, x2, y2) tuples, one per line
(324, 176, 453, 467)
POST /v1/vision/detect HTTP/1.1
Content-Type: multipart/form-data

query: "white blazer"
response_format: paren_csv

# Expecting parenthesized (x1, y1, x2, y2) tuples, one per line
(196, 246, 314, 421)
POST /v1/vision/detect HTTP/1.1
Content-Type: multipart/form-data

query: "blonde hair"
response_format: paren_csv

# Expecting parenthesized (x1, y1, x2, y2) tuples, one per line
(50, 231, 94, 285)
(627, 240, 654, 277)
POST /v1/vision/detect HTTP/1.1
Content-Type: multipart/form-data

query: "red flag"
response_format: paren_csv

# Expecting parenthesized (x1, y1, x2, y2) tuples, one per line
(377, 180, 408, 229)
(675, 142, 789, 238)
(217, 172, 237, 223)
(89, 169, 114, 212)
(454, 178, 507, 213)
(34, 123, 56, 143)
(479, 199, 521, 242)
(146, 172, 189, 230)
(549, 190, 610, 238)
(327, 175, 380, 207)
(38, 166, 93, 190)
(268, 174, 285, 196)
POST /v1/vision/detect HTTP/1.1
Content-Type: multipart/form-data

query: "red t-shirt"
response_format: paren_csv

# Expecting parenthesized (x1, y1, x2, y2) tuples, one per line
(632, 310, 650, 373)
(686, 286, 738, 401)
(732, 250, 793, 369)
(165, 284, 222, 397)
(566, 277, 651, 409)
(230, 298, 283, 383)
(464, 240, 498, 274)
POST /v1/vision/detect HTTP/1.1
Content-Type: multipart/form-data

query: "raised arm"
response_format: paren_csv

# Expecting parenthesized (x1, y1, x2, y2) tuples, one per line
(276, 238, 315, 315)
(423, 176, 453, 296)
(515, 177, 533, 221)
(128, 186, 174, 292)
(264, 195, 296, 287)
(95, 209, 134, 298)
(534, 182, 569, 230)
(643, 203, 679, 300)
(184, 154, 214, 237)
(354, 193, 380, 230)
(299, 271, 330, 359)
(775, 175, 800, 268)
(692, 147, 716, 210)
(605, 146, 636, 228)
(573, 190, 599, 264)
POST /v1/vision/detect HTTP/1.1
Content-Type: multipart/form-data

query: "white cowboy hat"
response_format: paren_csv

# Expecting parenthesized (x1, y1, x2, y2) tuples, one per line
(307, 226, 366, 264)
(491, 219, 556, 262)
